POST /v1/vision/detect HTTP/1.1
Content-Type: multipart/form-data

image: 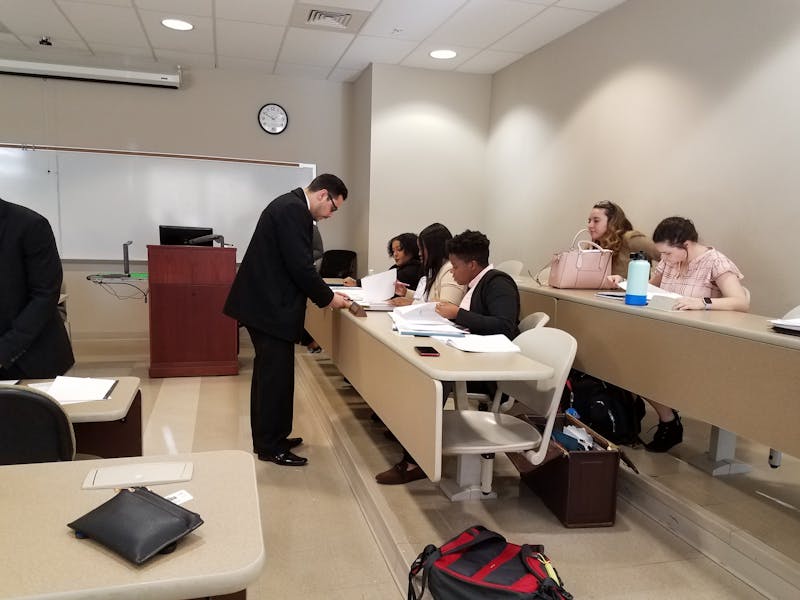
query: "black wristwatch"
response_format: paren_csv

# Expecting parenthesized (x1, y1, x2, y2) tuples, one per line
(703, 297, 712, 310)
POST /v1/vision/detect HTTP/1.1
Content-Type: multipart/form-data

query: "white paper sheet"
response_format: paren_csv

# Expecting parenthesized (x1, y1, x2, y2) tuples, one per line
(0, 380, 19, 385)
(442, 334, 521, 353)
(34, 376, 117, 404)
(360, 269, 397, 302)
(769, 318, 800, 331)
(616, 280, 681, 300)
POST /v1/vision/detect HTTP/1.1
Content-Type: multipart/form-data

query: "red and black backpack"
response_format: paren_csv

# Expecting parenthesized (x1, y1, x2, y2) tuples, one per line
(408, 525, 573, 600)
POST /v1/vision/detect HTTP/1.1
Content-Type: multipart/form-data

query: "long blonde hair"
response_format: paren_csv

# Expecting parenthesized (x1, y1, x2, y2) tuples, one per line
(593, 201, 633, 257)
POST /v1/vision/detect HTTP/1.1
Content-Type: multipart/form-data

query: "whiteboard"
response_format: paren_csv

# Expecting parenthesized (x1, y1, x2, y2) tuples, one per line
(0, 146, 315, 261)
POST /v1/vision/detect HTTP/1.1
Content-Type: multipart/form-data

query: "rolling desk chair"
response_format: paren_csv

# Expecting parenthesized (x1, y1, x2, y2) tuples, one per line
(496, 259, 524, 277)
(0, 385, 75, 465)
(319, 250, 357, 279)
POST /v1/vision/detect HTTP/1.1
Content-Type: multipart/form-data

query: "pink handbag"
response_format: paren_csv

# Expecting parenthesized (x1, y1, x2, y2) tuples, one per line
(545, 229, 613, 289)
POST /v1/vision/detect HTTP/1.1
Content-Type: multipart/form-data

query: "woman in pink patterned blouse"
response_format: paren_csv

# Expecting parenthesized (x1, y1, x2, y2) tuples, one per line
(645, 217, 750, 451)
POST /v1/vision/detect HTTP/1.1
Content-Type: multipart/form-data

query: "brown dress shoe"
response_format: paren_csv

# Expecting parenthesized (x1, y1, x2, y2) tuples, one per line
(375, 460, 426, 485)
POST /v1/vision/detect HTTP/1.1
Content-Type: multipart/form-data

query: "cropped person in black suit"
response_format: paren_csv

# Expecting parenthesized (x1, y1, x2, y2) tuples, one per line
(223, 175, 351, 467)
(0, 198, 74, 379)
(376, 229, 520, 485)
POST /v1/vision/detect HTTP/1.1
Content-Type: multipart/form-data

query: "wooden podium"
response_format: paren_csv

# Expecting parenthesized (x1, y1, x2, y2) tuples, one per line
(147, 245, 238, 377)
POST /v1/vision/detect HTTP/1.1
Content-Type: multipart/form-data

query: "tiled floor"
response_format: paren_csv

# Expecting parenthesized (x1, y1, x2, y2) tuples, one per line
(70, 346, 799, 599)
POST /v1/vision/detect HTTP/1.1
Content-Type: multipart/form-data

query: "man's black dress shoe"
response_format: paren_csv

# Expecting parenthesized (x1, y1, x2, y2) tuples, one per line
(258, 450, 308, 466)
(285, 437, 303, 450)
(253, 437, 303, 454)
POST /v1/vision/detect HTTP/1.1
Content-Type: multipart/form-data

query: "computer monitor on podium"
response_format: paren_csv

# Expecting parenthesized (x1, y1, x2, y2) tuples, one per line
(159, 225, 213, 246)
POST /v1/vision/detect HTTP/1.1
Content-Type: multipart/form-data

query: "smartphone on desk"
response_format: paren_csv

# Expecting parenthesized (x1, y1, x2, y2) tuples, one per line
(414, 346, 440, 357)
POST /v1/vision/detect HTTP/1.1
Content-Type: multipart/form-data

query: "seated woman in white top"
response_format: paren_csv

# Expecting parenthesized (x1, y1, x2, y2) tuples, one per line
(611, 216, 749, 452)
(390, 222, 466, 307)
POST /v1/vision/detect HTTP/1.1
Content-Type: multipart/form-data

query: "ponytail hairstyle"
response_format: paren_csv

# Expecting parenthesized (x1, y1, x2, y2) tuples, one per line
(652, 216, 699, 247)
(592, 201, 633, 257)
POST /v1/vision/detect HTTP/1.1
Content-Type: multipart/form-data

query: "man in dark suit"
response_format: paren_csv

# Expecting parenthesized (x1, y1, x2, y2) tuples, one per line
(224, 174, 351, 466)
(376, 229, 520, 485)
(0, 198, 75, 379)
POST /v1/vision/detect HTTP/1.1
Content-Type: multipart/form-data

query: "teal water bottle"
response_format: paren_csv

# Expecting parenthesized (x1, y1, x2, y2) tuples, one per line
(625, 251, 649, 306)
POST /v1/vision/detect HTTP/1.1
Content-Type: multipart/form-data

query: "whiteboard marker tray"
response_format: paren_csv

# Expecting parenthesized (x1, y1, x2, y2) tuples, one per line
(82, 462, 194, 489)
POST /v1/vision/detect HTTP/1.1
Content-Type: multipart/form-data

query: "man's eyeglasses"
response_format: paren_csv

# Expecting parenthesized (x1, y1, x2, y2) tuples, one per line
(327, 193, 338, 212)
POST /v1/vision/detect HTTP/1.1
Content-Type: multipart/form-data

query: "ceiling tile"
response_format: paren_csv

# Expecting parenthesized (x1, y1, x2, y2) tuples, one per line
(216, 20, 283, 61)
(17, 36, 92, 55)
(279, 27, 353, 68)
(360, 0, 467, 41)
(0, 32, 24, 47)
(216, 55, 274, 73)
(0, 0, 82, 40)
(456, 48, 523, 74)
(58, 1, 148, 46)
(153, 48, 214, 68)
(59, 0, 132, 6)
(491, 6, 595, 54)
(328, 66, 362, 82)
(428, 0, 546, 49)
(139, 9, 212, 53)
(400, 42, 480, 71)
(135, 0, 211, 18)
(88, 42, 155, 60)
(337, 35, 416, 71)
(556, 0, 626, 11)
(299, 0, 381, 10)
(274, 61, 331, 80)
(214, 0, 294, 26)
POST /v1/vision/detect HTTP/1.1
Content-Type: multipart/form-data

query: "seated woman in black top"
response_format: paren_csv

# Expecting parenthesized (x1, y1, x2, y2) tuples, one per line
(343, 232, 423, 290)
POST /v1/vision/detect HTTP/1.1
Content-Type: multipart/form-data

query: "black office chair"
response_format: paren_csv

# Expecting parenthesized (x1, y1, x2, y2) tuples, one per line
(0, 385, 75, 465)
(319, 250, 357, 279)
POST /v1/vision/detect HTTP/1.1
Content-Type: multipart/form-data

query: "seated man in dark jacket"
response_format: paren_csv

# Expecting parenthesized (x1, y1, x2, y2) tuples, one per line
(376, 229, 520, 485)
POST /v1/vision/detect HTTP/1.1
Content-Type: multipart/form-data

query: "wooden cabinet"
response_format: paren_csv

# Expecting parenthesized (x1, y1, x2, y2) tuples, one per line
(148, 245, 238, 377)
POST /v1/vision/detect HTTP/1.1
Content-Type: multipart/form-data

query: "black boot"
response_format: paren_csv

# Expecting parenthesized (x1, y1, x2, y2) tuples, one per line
(645, 410, 683, 452)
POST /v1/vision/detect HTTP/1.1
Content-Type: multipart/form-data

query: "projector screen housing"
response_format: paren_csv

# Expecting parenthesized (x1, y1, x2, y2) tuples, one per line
(0, 58, 181, 88)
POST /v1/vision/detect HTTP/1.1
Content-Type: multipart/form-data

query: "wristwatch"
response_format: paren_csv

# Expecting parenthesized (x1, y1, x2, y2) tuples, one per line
(703, 297, 712, 310)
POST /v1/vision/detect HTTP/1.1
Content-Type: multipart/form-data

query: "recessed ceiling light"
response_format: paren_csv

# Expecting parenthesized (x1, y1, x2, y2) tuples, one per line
(162, 19, 193, 31)
(430, 49, 457, 60)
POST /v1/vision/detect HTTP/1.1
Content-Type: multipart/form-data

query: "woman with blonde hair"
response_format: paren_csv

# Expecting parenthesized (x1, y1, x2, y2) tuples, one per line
(588, 201, 659, 276)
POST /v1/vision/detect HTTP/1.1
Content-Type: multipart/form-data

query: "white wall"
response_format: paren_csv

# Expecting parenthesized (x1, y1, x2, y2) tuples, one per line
(487, 0, 800, 316)
(367, 64, 491, 274)
(0, 68, 354, 346)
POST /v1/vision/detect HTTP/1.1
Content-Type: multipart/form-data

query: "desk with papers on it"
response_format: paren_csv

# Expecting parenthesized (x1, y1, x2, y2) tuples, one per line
(87, 272, 149, 301)
(515, 279, 800, 472)
(0, 450, 264, 600)
(305, 303, 553, 500)
(22, 375, 143, 458)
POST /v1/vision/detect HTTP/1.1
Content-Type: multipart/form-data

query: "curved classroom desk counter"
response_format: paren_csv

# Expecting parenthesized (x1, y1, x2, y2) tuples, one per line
(515, 277, 800, 471)
(305, 304, 553, 499)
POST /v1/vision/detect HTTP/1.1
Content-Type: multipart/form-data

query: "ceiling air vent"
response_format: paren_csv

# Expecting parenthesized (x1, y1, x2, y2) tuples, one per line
(307, 9, 352, 29)
(290, 4, 370, 34)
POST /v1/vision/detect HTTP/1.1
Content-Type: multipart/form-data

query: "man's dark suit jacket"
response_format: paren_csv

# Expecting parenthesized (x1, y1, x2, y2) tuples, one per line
(0, 199, 74, 377)
(224, 188, 334, 342)
(453, 269, 520, 340)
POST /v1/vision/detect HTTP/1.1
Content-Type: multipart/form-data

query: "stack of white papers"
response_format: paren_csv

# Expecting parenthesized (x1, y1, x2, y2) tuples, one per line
(28, 376, 117, 405)
(389, 303, 465, 337)
(334, 270, 397, 310)
(440, 334, 520, 353)
(769, 318, 800, 333)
